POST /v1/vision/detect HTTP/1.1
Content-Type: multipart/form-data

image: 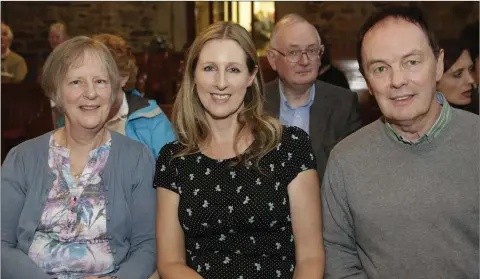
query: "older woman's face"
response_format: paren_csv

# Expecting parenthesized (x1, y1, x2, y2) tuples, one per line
(437, 50, 475, 105)
(60, 51, 113, 131)
(194, 39, 256, 120)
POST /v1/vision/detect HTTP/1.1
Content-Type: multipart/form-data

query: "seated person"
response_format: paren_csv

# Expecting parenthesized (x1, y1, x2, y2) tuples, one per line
(437, 39, 478, 114)
(92, 33, 176, 158)
(316, 35, 350, 90)
(1, 23, 27, 83)
(155, 22, 324, 279)
(2, 36, 156, 279)
(56, 34, 176, 158)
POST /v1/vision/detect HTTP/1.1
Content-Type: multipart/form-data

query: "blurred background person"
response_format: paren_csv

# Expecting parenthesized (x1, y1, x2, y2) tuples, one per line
(1, 22, 27, 83)
(316, 34, 350, 90)
(1, 36, 157, 279)
(92, 33, 176, 158)
(437, 39, 478, 114)
(48, 22, 69, 52)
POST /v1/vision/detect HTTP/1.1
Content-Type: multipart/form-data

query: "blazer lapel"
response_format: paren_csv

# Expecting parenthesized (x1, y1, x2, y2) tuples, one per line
(309, 81, 332, 149)
(264, 78, 281, 118)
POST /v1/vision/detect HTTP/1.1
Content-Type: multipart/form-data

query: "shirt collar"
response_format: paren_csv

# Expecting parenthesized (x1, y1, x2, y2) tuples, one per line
(385, 92, 452, 145)
(279, 80, 316, 110)
(109, 93, 129, 122)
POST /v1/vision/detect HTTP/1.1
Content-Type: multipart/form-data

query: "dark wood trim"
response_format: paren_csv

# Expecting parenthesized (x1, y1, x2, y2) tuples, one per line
(186, 1, 195, 46)
(228, 1, 232, 21)
(250, 2, 255, 36)
(208, 1, 214, 24)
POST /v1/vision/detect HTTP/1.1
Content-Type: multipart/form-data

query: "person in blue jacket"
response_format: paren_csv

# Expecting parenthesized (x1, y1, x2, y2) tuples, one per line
(57, 33, 176, 159)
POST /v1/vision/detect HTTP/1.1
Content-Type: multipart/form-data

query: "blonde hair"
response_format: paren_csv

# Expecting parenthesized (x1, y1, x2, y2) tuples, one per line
(270, 13, 321, 48)
(41, 36, 120, 111)
(92, 33, 138, 91)
(173, 21, 283, 169)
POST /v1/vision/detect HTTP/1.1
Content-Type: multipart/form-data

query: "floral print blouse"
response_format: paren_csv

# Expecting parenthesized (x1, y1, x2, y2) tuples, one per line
(28, 135, 115, 279)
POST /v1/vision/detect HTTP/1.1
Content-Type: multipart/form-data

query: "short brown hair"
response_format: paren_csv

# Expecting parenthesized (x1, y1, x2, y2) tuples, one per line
(41, 36, 120, 111)
(92, 33, 138, 91)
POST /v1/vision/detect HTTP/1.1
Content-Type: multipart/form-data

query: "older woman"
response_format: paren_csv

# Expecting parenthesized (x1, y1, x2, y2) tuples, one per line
(1, 36, 156, 279)
(155, 22, 325, 279)
(437, 40, 478, 114)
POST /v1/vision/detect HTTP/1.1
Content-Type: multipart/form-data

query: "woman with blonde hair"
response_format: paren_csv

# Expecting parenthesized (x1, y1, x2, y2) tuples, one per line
(154, 22, 324, 279)
(2, 36, 156, 279)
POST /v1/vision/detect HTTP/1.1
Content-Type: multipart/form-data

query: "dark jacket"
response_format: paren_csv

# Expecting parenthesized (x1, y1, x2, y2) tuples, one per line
(264, 79, 362, 181)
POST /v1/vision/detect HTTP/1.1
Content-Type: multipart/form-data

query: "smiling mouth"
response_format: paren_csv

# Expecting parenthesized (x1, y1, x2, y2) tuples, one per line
(211, 93, 231, 100)
(390, 94, 414, 101)
(79, 105, 100, 110)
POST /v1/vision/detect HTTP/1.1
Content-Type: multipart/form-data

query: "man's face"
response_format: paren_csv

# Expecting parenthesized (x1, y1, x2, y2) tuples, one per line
(268, 21, 321, 89)
(49, 29, 65, 50)
(361, 17, 444, 123)
(1, 24, 11, 52)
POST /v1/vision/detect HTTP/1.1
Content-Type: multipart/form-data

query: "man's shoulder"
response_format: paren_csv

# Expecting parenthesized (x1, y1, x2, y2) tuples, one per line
(7, 50, 26, 63)
(314, 80, 357, 101)
(264, 79, 279, 93)
(331, 119, 384, 158)
(450, 108, 479, 138)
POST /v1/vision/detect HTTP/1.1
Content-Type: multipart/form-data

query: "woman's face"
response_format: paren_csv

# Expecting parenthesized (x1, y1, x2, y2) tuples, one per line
(61, 51, 113, 131)
(194, 39, 257, 121)
(437, 50, 475, 105)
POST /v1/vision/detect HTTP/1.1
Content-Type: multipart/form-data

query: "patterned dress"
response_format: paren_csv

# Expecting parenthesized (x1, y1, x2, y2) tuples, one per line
(28, 135, 115, 279)
(154, 126, 316, 279)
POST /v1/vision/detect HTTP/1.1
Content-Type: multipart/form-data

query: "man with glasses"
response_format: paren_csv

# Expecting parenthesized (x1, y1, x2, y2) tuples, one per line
(264, 14, 362, 181)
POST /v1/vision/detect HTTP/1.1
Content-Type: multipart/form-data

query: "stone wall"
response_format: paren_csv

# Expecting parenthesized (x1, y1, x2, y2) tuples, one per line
(1, 1, 187, 54)
(276, 1, 479, 59)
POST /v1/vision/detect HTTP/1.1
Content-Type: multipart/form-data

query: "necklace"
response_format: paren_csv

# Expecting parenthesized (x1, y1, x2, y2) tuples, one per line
(65, 128, 107, 181)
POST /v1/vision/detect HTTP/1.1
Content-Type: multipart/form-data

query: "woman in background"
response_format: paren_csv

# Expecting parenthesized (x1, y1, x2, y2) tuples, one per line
(437, 39, 478, 114)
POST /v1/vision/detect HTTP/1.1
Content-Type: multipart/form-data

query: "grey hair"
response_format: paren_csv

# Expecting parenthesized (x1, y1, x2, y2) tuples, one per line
(2, 23, 14, 41)
(41, 36, 120, 112)
(269, 14, 321, 49)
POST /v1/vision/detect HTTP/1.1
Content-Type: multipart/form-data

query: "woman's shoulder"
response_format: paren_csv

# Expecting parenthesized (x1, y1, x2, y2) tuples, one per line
(8, 131, 52, 157)
(110, 131, 154, 159)
(280, 125, 311, 143)
(157, 140, 184, 159)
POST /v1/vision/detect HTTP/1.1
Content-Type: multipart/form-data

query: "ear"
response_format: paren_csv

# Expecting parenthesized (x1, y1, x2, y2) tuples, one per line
(247, 65, 258, 87)
(120, 75, 129, 88)
(266, 50, 278, 71)
(435, 49, 445, 82)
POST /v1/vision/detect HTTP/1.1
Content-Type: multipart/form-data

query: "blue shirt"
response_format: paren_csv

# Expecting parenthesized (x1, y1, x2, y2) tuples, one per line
(279, 81, 315, 134)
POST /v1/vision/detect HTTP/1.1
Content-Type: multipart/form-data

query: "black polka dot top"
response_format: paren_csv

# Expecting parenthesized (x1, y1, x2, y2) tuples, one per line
(154, 126, 316, 279)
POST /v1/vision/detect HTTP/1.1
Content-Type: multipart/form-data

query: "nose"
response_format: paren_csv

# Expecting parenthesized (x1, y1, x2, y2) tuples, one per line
(298, 52, 310, 66)
(465, 70, 475, 86)
(216, 70, 228, 91)
(84, 81, 99, 100)
(390, 68, 408, 89)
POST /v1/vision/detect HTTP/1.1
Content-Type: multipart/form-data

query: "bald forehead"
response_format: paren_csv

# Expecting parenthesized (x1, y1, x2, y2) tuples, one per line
(275, 21, 320, 48)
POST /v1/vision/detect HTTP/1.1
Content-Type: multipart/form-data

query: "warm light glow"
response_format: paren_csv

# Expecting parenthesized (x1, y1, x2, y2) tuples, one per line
(231, 1, 238, 22)
(238, 1, 252, 32)
(224, 1, 229, 21)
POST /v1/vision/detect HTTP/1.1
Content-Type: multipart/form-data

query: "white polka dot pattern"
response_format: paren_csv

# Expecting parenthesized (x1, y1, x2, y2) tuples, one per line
(154, 126, 316, 278)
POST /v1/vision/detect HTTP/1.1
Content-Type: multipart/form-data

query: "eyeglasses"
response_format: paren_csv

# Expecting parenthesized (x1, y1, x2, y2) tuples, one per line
(271, 46, 324, 63)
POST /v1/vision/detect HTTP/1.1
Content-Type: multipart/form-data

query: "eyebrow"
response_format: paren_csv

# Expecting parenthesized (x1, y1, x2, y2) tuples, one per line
(366, 50, 424, 68)
(287, 43, 318, 48)
(198, 61, 243, 66)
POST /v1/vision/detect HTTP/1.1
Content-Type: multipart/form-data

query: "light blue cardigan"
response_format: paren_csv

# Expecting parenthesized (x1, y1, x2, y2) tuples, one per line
(1, 131, 157, 279)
